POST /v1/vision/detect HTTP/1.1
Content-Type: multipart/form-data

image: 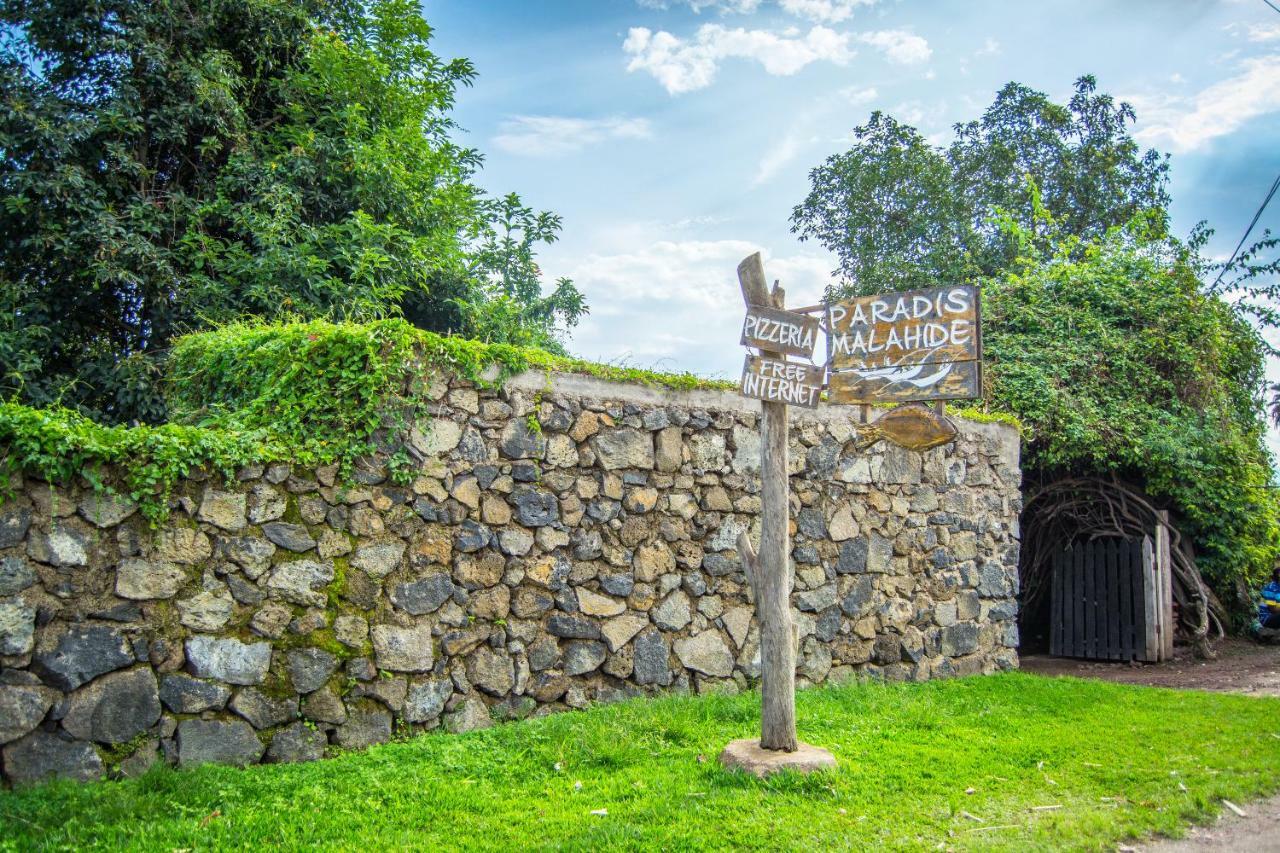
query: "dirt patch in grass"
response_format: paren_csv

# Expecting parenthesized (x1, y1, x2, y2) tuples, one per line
(1021, 638, 1280, 697)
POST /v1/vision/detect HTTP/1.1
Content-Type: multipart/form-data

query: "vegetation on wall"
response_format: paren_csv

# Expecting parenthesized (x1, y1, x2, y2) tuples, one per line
(0, 320, 723, 521)
(0, 0, 583, 424)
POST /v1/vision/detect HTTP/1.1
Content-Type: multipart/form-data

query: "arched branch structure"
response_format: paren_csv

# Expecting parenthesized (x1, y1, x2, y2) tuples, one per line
(1020, 475, 1224, 658)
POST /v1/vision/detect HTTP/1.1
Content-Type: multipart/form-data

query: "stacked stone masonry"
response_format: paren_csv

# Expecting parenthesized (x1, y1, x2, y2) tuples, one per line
(0, 370, 1021, 785)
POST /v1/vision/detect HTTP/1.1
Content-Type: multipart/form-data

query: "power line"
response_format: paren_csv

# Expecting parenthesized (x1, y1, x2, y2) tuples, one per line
(1210, 170, 1280, 291)
(1263, 0, 1280, 16)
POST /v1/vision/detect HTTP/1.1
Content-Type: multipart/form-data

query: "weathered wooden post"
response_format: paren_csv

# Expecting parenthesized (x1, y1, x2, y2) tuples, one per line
(719, 253, 836, 776)
(736, 252, 797, 752)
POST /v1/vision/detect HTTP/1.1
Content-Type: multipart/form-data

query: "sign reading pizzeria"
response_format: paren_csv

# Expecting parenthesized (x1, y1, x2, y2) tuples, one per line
(740, 305, 821, 360)
(825, 284, 981, 404)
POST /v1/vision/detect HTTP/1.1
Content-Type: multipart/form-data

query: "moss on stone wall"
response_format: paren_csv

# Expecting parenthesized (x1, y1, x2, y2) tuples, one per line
(1, 319, 1021, 524)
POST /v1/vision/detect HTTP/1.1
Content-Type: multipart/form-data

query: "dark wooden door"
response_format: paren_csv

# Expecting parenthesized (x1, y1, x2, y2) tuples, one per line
(1049, 537, 1159, 662)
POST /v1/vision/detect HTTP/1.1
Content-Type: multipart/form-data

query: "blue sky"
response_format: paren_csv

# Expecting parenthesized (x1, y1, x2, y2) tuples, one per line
(422, 0, 1280, 432)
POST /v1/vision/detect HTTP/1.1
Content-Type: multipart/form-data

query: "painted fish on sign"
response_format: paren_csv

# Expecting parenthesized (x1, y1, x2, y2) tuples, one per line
(828, 359, 981, 404)
(740, 354, 823, 409)
(741, 306, 821, 360)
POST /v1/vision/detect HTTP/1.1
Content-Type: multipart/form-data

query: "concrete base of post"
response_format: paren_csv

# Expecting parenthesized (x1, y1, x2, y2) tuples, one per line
(718, 738, 838, 778)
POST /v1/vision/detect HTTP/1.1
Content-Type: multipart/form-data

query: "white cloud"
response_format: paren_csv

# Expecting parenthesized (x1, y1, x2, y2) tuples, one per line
(752, 132, 804, 186)
(975, 37, 1000, 57)
(560, 240, 835, 375)
(838, 85, 877, 104)
(1131, 55, 1280, 152)
(1247, 22, 1280, 41)
(857, 29, 932, 65)
(636, 0, 762, 12)
(1225, 20, 1280, 42)
(492, 115, 653, 157)
(638, 0, 875, 16)
(891, 100, 926, 125)
(624, 24, 855, 94)
(778, 0, 876, 23)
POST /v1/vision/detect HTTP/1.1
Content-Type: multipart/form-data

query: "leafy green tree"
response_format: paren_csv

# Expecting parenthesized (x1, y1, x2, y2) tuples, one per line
(403, 193, 587, 354)
(793, 75, 1277, 607)
(0, 0, 582, 422)
(983, 212, 1279, 595)
(792, 76, 1170, 294)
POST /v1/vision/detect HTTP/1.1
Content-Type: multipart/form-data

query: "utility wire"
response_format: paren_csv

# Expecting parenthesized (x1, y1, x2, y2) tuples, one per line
(1210, 170, 1280, 290)
(1262, 0, 1280, 16)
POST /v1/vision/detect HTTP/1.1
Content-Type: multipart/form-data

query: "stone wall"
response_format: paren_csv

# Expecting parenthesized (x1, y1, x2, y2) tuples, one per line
(0, 369, 1021, 785)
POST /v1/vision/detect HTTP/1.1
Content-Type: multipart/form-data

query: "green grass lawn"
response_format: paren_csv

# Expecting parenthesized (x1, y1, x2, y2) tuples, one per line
(3, 672, 1278, 851)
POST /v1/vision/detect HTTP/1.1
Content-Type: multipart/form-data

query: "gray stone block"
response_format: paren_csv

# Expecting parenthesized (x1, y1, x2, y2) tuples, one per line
(177, 719, 265, 767)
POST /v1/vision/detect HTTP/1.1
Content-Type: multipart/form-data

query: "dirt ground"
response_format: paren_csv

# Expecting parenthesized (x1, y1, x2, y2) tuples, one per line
(1022, 638, 1280, 850)
(1021, 637, 1280, 697)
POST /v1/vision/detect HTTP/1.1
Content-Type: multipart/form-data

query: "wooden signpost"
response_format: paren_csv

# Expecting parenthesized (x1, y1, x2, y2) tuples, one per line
(720, 257, 983, 779)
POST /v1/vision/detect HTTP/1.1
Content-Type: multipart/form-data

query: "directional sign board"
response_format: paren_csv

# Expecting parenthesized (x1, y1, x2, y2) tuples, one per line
(826, 284, 981, 404)
(740, 354, 823, 409)
(740, 306, 821, 360)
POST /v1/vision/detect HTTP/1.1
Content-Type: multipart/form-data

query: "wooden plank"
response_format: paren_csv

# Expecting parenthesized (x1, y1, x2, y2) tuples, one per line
(1130, 539, 1148, 662)
(735, 252, 797, 752)
(827, 359, 981, 404)
(1060, 548, 1072, 657)
(1106, 540, 1120, 660)
(1118, 536, 1134, 661)
(1090, 540, 1100, 653)
(1073, 544, 1085, 658)
(1050, 549, 1063, 657)
(740, 305, 821, 360)
(740, 354, 822, 409)
(1101, 542, 1111, 658)
(1155, 511, 1173, 661)
(1141, 536, 1158, 663)
(827, 285, 980, 371)
(1094, 540, 1106, 659)
(1100, 540, 1111, 659)
(1092, 541, 1104, 659)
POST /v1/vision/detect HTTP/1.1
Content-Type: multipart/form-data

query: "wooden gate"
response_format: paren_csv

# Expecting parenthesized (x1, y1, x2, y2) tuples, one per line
(1049, 534, 1172, 662)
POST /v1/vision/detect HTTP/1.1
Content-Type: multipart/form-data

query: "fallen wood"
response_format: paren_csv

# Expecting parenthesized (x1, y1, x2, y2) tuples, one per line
(1222, 799, 1247, 818)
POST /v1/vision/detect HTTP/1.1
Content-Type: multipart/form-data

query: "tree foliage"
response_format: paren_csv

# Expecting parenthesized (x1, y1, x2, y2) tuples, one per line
(793, 75, 1278, 606)
(792, 76, 1170, 294)
(984, 213, 1279, 595)
(0, 0, 583, 423)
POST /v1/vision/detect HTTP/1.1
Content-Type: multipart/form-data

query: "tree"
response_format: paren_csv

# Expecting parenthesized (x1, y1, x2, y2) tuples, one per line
(983, 212, 1279, 598)
(403, 193, 587, 354)
(792, 76, 1277, 611)
(0, 0, 582, 422)
(792, 76, 1170, 294)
